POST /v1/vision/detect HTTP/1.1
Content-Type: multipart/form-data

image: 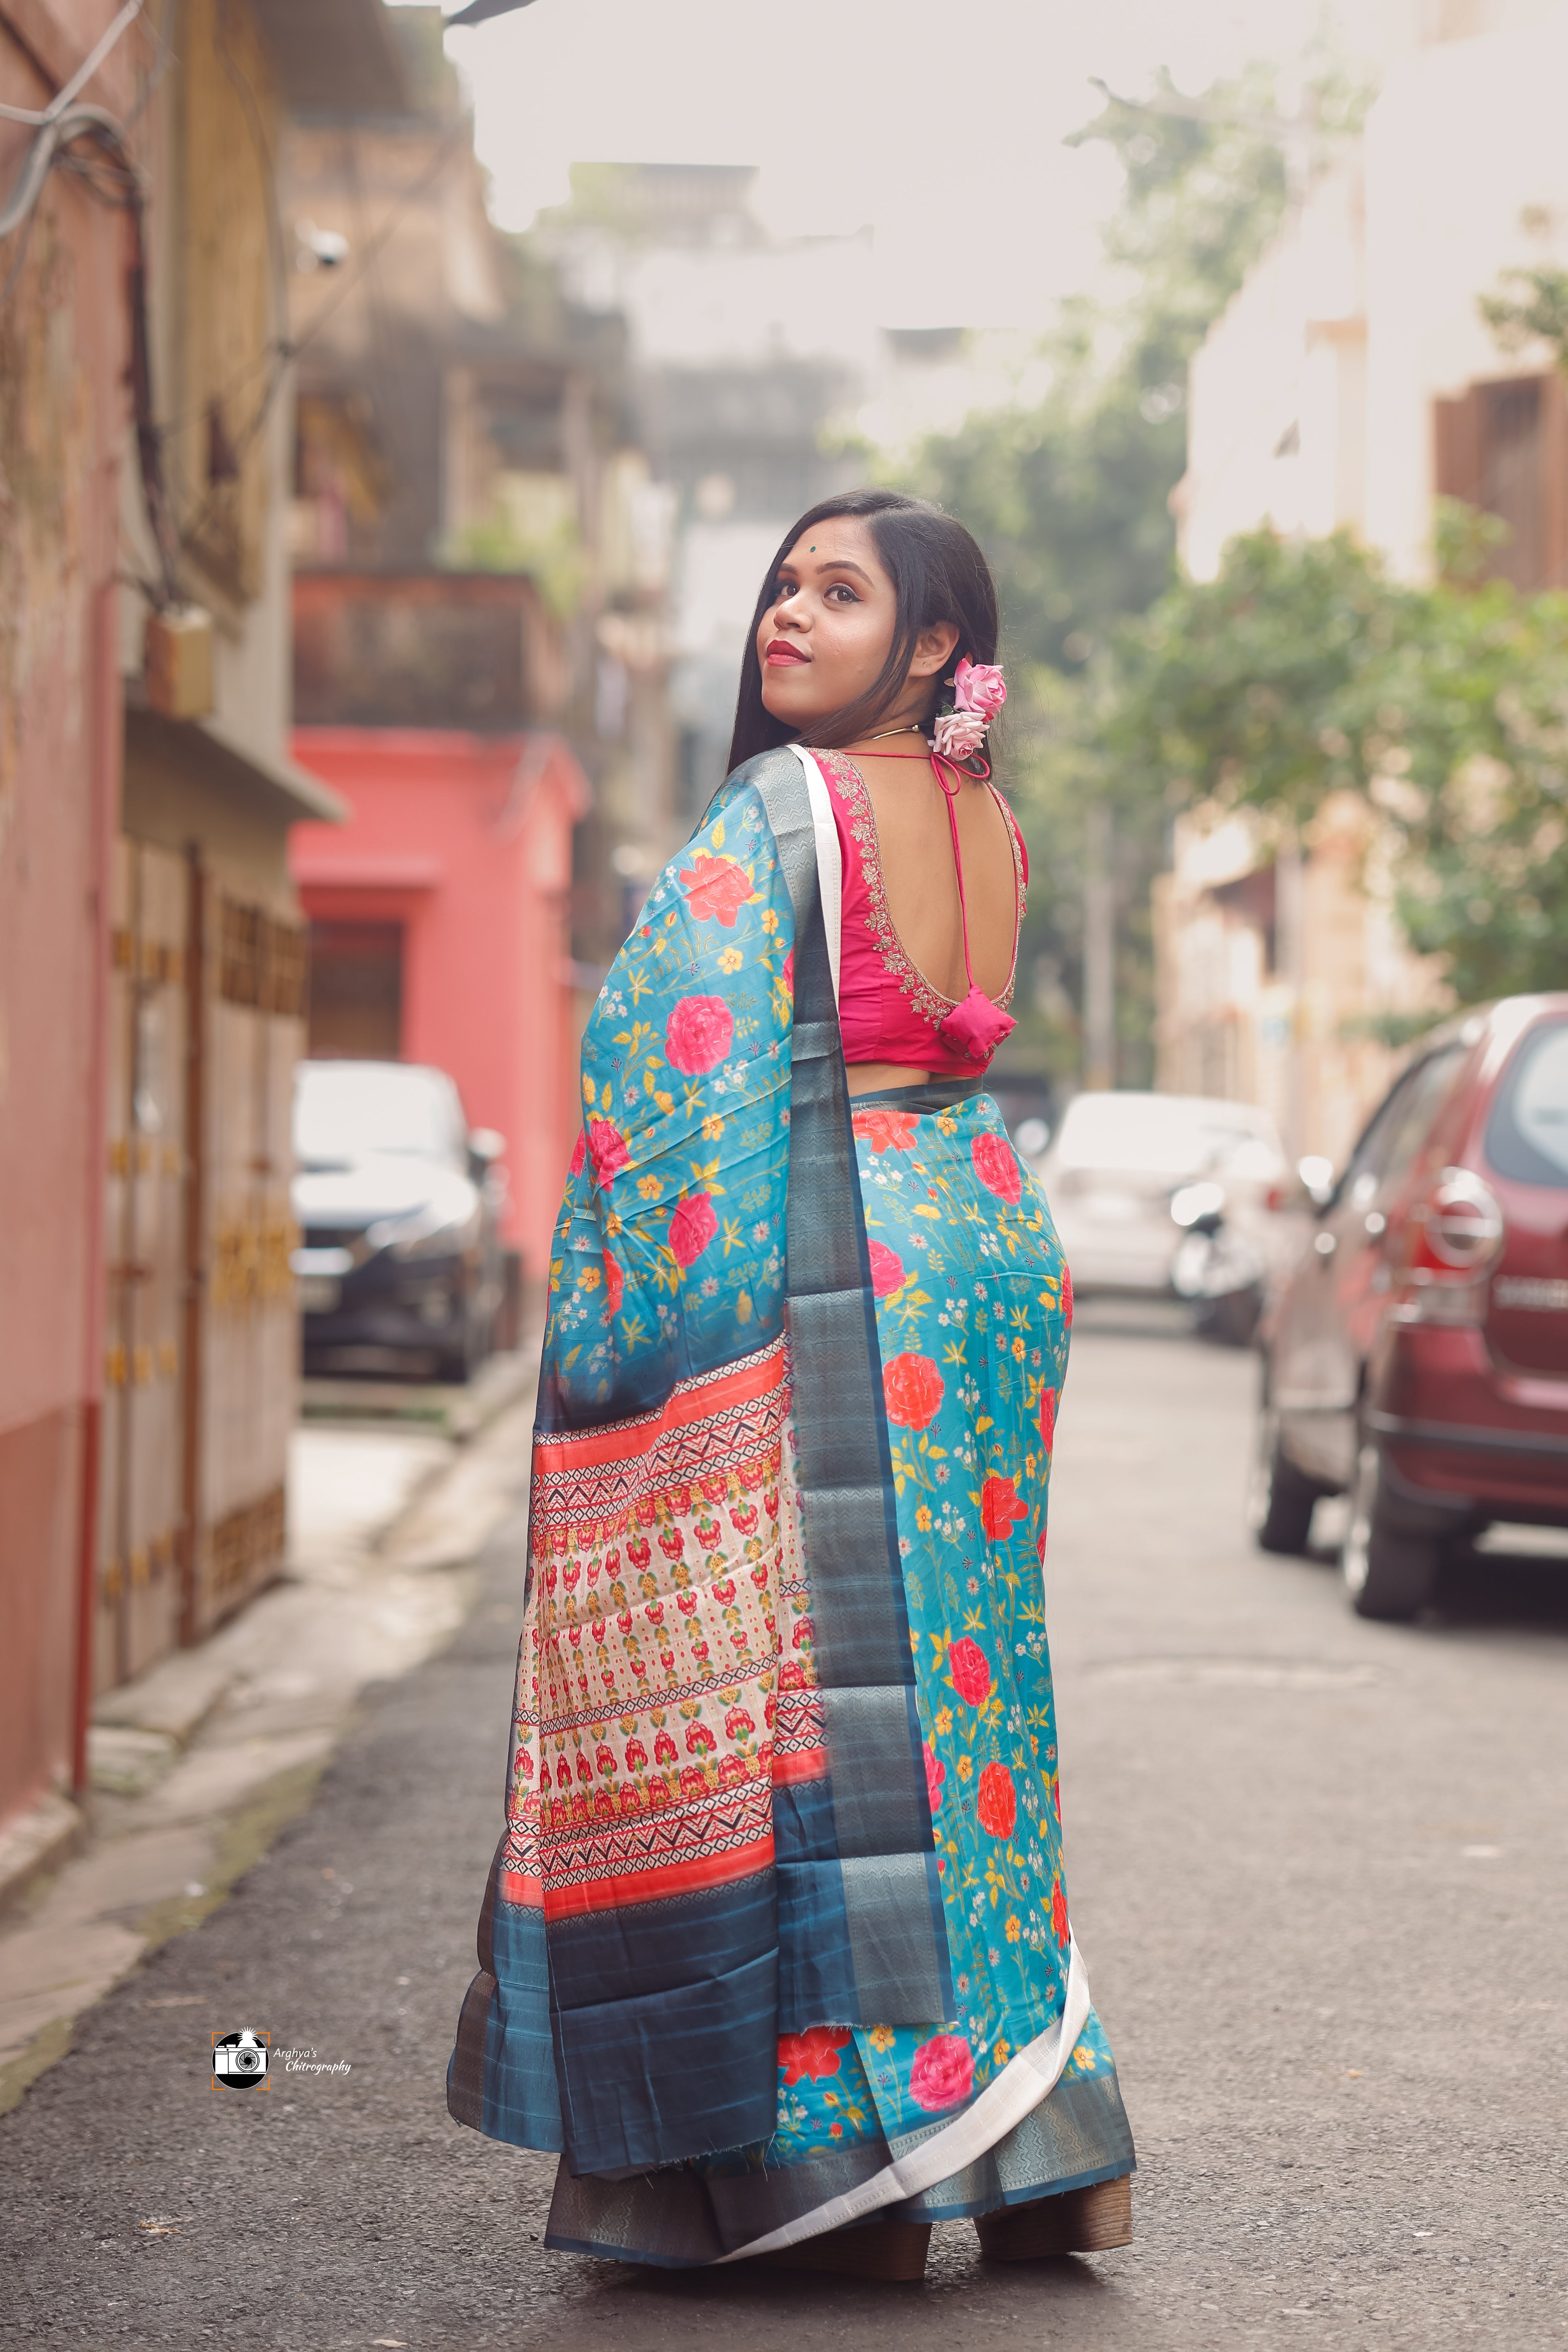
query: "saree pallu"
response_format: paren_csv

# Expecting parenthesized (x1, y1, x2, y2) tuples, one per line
(448, 746, 1134, 2263)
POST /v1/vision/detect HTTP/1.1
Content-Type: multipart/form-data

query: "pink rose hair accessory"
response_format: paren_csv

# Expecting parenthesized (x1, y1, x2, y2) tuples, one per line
(954, 657, 1007, 722)
(932, 708, 989, 761)
(931, 656, 1005, 767)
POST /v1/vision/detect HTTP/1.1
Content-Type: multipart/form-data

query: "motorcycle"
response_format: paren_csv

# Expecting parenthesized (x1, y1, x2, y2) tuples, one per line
(1169, 1180, 1266, 1346)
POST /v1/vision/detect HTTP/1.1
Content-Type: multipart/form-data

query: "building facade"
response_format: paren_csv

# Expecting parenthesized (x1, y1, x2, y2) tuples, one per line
(1163, 0, 1568, 1161)
(281, 12, 670, 992)
(289, 571, 589, 1285)
(0, 0, 402, 1868)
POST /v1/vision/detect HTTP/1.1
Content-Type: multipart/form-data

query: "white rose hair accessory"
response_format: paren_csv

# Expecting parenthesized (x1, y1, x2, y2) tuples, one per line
(932, 657, 1006, 762)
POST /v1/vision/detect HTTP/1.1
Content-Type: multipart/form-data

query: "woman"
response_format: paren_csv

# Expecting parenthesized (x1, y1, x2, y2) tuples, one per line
(448, 490, 1135, 2279)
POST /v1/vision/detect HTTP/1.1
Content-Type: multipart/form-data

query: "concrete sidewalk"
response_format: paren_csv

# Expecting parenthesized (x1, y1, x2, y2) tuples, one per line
(0, 1349, 537, 2118)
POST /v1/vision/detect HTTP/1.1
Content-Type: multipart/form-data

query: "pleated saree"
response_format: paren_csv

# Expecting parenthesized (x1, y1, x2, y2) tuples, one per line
(448, 745, 1134, 2263)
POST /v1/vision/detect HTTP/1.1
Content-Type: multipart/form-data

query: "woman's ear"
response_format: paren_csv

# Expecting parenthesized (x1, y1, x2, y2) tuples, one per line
(906, 621, 961, 682)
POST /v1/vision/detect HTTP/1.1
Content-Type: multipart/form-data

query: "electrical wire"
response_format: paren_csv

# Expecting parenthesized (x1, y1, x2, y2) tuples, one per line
(0, 0, 145, 125)
(1, 5, 472, 598)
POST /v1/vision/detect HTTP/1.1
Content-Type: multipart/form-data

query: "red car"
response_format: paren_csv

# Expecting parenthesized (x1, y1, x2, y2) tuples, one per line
(1250, 996, 1568, 1618)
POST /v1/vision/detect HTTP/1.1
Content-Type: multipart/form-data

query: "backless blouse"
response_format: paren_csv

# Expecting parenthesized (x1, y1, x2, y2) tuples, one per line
(813, 747, 1029, 1079)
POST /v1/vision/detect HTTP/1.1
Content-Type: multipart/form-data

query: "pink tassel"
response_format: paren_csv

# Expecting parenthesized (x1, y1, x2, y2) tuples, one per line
(938, 986, 1016, 1064)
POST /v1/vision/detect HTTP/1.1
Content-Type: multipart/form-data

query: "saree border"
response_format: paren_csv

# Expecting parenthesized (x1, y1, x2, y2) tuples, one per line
(713, 1937, 1093, 2260)
(748, 748, 954, 2030)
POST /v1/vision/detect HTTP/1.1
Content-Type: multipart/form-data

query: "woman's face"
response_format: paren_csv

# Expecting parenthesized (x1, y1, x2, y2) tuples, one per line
(755, 516, 954, 736)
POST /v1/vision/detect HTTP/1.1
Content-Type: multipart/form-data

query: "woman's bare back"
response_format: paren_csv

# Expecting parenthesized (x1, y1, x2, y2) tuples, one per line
(850, 749, 1019, 1007)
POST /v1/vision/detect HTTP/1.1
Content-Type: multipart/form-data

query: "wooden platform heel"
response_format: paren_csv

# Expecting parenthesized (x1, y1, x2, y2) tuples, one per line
(748, 2219, 932, 2280)
(974, 2173, 1132, 2261)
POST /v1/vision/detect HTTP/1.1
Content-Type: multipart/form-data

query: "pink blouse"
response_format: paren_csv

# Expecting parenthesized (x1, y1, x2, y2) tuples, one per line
(813, 749, 1029, 1079)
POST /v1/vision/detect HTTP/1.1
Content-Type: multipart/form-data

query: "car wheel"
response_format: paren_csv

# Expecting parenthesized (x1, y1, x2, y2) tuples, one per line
(1341, 1438, 1438, 1620)
(1248, 1401, 1319, 1555)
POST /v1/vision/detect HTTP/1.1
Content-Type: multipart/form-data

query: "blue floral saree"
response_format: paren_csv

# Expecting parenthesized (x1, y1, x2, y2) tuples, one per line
(448, 747, 1134, 2263)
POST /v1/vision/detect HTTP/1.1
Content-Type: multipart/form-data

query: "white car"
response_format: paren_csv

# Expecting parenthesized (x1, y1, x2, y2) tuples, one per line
(1029, 1091, 1291, 1318)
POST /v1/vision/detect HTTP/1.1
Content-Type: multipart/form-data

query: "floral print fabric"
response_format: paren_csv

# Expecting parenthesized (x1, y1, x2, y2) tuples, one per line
(749, 1094, 1119, 2178)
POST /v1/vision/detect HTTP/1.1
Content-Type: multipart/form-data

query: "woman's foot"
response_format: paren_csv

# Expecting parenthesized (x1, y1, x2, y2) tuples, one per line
(747, 2219, 932, 2280)
(974, 2174, 1132, 2261)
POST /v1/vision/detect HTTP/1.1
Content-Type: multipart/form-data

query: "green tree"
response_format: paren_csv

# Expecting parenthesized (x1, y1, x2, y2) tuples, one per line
(919, 69, 1294, 678)
(1101, 521, 1568, 1008)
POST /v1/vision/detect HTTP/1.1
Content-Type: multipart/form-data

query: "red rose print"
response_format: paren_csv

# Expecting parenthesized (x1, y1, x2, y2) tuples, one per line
(778, 2025, 852, 2086)
(971, 1131, 1022, 1204)
(923, 1741, 946, 1815)
(783, 949, 794, 993)
(1051, 1876, 1069, 1944)
(867, 1240, 906, 1299)
(665, 993, 734, 1074)
(908, 2032, 974, 2112)
(603, 1255, 624, 1319)
(1037, 1524, 1048, 1565)
(1039, 1386, 1057, 1455)
(680, 856, 755, 926)
(669, 1192, 718, 1266)
(948, 1637, 992, 1707)
(980, 1474, 1028, 1542)
(586, 1117, 629, 1186)
(852, 1107, 920, 1155)
(1061, 1261, 1074, 1327)
(976, 1760, 1017, 1840)
(882, 1352, 944, 1429)
(569, 1130, 586, 1177)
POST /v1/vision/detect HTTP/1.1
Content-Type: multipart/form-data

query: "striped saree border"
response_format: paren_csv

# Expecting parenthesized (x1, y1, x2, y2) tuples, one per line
(748, 749, 953, 2030)
(714, 1938, 1094, 2261)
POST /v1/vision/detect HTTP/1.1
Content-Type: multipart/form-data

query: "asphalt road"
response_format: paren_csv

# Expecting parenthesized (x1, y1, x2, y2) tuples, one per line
(4, 1303, 1566, 2352)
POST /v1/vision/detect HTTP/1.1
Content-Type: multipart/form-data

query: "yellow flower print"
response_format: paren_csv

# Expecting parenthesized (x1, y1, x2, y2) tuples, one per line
(957, 1754, 973, 1782)
(993, 2039, 1011, 2068)
(1005, 1914, 1022, 1943)
(718, 947, 743, 975)
(637, 1175, 661, 1199)
(915, 1504, 932, 1534)
(577, 1267, 601, 1291)
(867, 2024, 896, 2054)
(702, 1114, 725, 1141)
(1071, 2042, 1098, 2071)
(761, 908, 780, 934)
(934, 1706, 953, 1736)
(1011, 1336, 1025, 1362)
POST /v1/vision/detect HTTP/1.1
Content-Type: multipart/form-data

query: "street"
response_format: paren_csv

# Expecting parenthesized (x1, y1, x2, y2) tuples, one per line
(3, 1303, 1566, 2351)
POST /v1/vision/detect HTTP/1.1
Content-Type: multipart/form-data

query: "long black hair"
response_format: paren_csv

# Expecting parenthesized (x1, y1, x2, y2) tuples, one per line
(726, 489, 1000, 772)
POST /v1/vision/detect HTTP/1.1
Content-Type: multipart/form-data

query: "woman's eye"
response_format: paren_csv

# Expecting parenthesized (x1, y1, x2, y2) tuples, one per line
(825, 583, 859, 604)
(773, 578, 798, 601)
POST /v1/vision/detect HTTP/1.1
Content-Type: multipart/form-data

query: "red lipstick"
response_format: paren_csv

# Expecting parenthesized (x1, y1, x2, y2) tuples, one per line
(765, 638, 809, 666)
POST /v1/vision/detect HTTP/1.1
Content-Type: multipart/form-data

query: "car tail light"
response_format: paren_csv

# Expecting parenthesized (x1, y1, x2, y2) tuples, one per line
(1392, 1169, 1504, 1327)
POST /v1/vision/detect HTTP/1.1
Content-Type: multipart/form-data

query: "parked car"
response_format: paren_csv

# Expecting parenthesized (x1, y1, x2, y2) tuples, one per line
(1031, 1090, 1292, 1341)
(291, 1060, 506, 1381)
(1250, 997, 1568, 1618)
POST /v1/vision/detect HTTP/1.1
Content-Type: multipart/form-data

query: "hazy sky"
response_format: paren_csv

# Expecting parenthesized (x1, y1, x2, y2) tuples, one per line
(412, 0, 1404, 329)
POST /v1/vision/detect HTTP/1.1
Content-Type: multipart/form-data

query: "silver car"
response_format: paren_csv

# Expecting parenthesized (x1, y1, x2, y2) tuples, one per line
(1030, 1090, 1291, 1337)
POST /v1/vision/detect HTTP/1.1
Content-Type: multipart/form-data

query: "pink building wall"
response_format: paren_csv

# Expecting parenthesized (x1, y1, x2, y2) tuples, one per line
(0, 4, 132, 1829)
(288, 729, 589, 1282)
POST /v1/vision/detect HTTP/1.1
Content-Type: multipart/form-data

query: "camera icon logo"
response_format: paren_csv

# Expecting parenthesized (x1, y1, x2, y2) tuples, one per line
(211, 2028, 271, 2091)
